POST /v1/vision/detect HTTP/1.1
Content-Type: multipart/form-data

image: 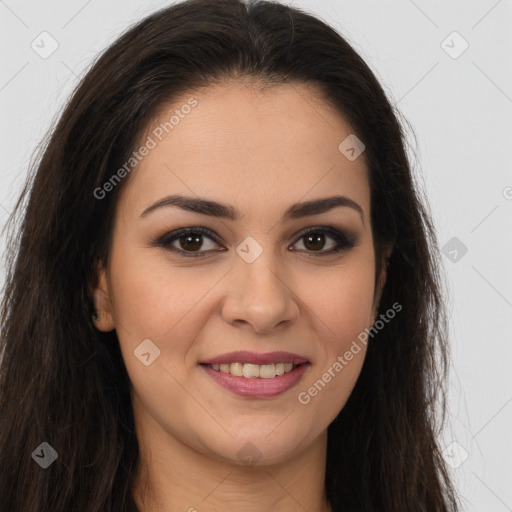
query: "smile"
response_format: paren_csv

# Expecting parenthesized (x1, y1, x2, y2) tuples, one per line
(207, 362, 298, 378)
(200, 361, 310, 398)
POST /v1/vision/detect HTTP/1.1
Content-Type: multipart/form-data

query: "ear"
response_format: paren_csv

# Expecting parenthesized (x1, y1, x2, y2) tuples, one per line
(370, 243, 393, 326)
(91, 264, 116, 332)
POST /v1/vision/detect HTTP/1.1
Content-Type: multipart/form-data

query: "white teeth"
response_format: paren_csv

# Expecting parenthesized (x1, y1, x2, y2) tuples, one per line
(243, 364, 260, 378)
(210, 362, 299, 378)
(230, 362, 243, 377)
(259, 364, 277, 379)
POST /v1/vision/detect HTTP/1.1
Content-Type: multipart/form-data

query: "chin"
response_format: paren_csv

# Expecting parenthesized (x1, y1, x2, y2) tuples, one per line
(203, 427, 313, 467)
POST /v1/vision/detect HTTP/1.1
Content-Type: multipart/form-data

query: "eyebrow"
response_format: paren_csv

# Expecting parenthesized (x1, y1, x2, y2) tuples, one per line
(140, 194, 364, 225)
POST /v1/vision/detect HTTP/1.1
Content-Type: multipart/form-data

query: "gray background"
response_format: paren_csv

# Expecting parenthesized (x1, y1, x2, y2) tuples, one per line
(1, 0, 511, 509)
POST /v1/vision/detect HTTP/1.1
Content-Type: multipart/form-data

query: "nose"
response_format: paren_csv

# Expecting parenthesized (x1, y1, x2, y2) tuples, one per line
(221, 253, 300, 334)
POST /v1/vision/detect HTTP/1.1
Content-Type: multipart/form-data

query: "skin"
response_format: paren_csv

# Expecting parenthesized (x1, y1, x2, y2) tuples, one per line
(92, 81, 392, 512)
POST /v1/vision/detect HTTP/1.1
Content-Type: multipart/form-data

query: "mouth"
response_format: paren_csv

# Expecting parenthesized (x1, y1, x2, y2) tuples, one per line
(199, 351, 310, 398)
(202, 361, 305, 379)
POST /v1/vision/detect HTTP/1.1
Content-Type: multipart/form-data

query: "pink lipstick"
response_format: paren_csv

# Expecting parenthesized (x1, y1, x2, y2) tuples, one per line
(199, 351, 310, 399)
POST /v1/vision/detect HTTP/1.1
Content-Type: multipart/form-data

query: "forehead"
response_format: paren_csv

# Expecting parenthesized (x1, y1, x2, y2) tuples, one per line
(120, 81, 370, 223)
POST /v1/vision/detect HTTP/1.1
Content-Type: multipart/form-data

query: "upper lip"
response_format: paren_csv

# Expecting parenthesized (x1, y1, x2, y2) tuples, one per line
(200, 351, 309, 366)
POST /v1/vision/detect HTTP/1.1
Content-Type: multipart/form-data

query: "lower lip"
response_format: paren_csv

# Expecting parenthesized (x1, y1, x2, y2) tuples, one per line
(201, 363, 310, 398)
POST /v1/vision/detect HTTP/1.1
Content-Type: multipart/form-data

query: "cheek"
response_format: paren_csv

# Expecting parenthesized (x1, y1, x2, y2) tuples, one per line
(106, 248, 215, 434)
(295, 261, 375, 416)
(108, 242, 215, 339)
(107, 244, 230, 395)
(306, 258, 376, 349)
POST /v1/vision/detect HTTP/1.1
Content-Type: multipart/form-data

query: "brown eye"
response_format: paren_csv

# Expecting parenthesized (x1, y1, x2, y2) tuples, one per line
(156, 227, 223, 257)
(290, 227, 356, 256)
(302, 232, 332, 251)
(178, 233, 205, 252)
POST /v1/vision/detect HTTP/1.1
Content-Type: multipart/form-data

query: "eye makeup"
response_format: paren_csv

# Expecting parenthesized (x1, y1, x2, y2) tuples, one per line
(151, 225, 358, 259)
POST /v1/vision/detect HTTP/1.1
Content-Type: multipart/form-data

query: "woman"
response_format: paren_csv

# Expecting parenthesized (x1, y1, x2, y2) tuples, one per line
(0, 0, 461, 510)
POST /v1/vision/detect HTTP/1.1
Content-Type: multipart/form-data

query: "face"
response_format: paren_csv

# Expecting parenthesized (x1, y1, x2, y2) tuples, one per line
(92, 81, 389, 467)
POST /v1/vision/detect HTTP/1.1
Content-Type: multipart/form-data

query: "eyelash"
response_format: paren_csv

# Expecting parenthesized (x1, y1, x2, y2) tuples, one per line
(154, 226, 357, 259)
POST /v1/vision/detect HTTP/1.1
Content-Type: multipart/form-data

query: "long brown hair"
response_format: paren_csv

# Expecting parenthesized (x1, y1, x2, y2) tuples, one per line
(0, 0, 460, 510)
